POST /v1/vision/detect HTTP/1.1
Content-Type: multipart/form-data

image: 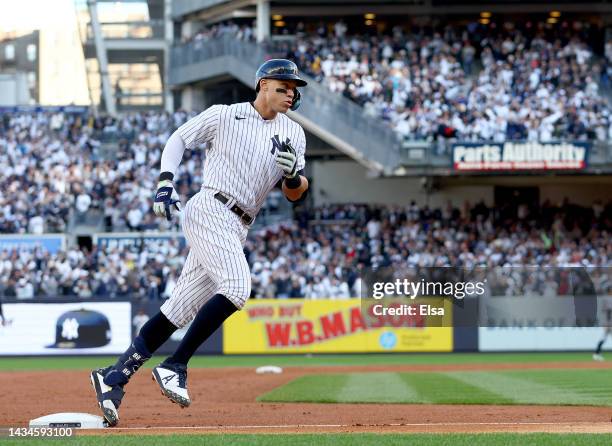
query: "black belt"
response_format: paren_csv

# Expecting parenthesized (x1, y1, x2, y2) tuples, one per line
(214, 192, 254, 225)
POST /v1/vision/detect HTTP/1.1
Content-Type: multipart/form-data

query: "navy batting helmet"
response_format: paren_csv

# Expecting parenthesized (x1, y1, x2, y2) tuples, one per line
(255, 59, 307, 111)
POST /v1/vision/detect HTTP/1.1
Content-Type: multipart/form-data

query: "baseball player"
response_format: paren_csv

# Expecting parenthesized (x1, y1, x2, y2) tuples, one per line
(593, 304, 612, 361)
(90, 59, 309, 426)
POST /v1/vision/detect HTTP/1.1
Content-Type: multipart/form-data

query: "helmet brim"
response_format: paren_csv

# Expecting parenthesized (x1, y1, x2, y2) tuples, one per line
(256, 75, 307, 91)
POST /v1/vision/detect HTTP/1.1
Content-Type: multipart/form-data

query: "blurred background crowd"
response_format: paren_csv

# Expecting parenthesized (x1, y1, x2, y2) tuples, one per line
(183, 20, 612, 142)
(1, 17, 610, 301)
(1, 197, 610, 300)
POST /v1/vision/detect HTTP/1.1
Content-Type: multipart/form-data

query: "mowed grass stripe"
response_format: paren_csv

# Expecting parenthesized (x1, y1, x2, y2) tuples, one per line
(502, 370, 612, 405)
(399, 372, 513, 405)
(445, 370, 612, 406)
(260, 372, 512, 404)
(258, 374, 349, 403)
(336, 372, 419, 403)
(259, 373, 419, 403)
(259, 370, 612, 406)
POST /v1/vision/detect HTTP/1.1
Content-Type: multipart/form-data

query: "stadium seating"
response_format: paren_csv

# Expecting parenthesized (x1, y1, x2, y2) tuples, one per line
(184, 20, 612, 143)
(1, 18, 611, 299)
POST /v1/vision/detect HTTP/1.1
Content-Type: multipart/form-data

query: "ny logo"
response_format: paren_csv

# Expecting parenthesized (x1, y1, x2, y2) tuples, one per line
(270, 134, 291, 155)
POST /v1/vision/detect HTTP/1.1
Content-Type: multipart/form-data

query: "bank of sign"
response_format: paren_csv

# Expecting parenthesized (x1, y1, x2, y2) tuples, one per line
(452, 142, 588, 171)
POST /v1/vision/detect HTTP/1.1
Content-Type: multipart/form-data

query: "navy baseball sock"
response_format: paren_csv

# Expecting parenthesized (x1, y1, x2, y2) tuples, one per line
(104, 336, 151, 386)
(595, 340, 605, 354)
(139, 311, 178, 352)
(167, 294, 237, 366)
(104, 312, 177, 386)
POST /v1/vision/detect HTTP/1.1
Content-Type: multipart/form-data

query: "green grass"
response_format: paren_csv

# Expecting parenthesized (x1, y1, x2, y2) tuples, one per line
(259, 369, 612, 406)
(1, 434, 611, 446)
(0, 352, 597, 371)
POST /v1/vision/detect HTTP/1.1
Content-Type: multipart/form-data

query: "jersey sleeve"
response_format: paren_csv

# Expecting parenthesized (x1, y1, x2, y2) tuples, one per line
(295, 127, 306, 171)
(177, 104, 223, 149)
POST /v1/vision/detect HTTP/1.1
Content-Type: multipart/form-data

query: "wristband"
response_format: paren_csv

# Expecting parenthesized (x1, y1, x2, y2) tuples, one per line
(159, 172, 174, 182)
(283, 175, 302, 189)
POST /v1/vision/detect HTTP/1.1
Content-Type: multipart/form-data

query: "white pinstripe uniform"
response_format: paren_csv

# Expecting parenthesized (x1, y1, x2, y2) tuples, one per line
(160, 102, 306, 327)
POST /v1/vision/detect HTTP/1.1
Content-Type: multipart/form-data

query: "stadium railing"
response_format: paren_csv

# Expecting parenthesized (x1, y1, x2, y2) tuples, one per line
(170, 35, 403, 174)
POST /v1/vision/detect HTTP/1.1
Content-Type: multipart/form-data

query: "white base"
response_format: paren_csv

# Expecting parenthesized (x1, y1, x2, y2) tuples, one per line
(29, 412, 107, 429)
(255, 365, 283, 374)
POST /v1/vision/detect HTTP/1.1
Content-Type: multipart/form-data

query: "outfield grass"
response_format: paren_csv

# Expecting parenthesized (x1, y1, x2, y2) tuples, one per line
(2, 434, 612, 446)
(259, 369, 612, 406)
(0, 352, 599, 371)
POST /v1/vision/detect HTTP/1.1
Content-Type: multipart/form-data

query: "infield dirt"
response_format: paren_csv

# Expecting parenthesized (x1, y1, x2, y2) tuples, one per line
(2, 362, 611, 434)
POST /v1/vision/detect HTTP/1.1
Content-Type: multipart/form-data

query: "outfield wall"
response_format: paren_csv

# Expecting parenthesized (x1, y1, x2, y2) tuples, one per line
(478, 327, 604, 351)
(0, 297, 609, 355)
(0, 299, 221, 356)
(223, 299, 453, 354)
(0, 301, 131, 355)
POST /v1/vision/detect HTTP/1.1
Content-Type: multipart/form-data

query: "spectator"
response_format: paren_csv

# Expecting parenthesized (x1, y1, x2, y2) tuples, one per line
(132, 309, 150, 335)
(16, 278, 34, 299)
(0, 199, 609, 299)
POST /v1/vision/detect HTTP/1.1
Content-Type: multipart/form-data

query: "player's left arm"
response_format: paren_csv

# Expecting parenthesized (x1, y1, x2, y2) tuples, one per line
(279, 129, 308, 203)
(282, 169, 308, 202)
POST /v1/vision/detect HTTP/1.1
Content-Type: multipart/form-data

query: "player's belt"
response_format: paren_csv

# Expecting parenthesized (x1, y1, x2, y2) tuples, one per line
(214, 192, 254, 225)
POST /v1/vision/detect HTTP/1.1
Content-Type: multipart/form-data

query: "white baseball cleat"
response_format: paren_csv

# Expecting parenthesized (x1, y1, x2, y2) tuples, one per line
(90, 367, 125, 426)
(592, 354, 604, 361)
(152, 361, 191, 408)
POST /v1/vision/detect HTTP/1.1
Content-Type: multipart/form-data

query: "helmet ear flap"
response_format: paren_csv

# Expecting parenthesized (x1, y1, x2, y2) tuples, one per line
(290, 89, 301, 111)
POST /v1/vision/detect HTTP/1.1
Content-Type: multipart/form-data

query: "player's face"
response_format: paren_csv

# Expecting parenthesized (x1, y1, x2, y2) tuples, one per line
(262, 79, 298, 112)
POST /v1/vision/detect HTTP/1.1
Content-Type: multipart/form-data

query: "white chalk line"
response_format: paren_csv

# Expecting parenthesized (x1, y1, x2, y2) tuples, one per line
(97, 421, 611, 431)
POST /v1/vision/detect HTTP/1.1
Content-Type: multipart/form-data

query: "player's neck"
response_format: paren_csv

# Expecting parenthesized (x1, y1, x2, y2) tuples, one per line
(251, 98, 277, 120)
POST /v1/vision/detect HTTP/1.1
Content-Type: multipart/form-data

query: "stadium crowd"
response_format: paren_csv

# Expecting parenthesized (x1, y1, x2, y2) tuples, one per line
(274, 21, 612, 142)
(1, 17, 611, 299)
(0, 199, 610, 300)
(181, 19, 612, 142)
(0, 110, 203, 235)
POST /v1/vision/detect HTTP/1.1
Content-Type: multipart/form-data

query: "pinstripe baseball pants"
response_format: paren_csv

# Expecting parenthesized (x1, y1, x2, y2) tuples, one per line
(160, 188, 251, 328)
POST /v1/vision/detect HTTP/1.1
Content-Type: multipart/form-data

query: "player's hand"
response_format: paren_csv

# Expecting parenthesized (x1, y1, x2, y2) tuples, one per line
(153, 180, 182, 221)
(275, 141, 298, 178)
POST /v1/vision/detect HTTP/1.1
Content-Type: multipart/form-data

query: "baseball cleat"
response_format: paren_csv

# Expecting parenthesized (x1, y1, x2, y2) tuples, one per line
(592, 353, 604, 361)
(152, 361, 191, 408)
(90, 367, 125, 427)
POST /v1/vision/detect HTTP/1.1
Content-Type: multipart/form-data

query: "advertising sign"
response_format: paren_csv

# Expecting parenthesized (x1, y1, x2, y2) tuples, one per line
(224, 299, 452, 354)
(0, 302, 131, 355)
(0, 235, 65, 254)
(452, 142, 588, 171)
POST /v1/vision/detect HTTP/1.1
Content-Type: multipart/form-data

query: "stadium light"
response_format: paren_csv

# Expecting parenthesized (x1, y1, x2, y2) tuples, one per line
(480, 12, 492, 18)
(364, 13, 376, 20)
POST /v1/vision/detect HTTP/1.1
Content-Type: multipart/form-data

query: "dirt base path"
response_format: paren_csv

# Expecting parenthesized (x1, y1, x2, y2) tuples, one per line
(2, 362, 611, 434)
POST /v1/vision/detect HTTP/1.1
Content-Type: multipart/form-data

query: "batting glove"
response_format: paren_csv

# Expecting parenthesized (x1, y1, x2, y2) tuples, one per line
(153, 179, 182, 221)
(275, 142, 298, 178)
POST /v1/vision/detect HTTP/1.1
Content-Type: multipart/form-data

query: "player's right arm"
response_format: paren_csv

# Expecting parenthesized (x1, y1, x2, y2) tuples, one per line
(153, 104, 223, 221)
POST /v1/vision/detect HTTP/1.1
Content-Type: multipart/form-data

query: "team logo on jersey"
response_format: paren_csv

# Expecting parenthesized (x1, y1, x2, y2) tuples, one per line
(270, 134, 291, 154)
